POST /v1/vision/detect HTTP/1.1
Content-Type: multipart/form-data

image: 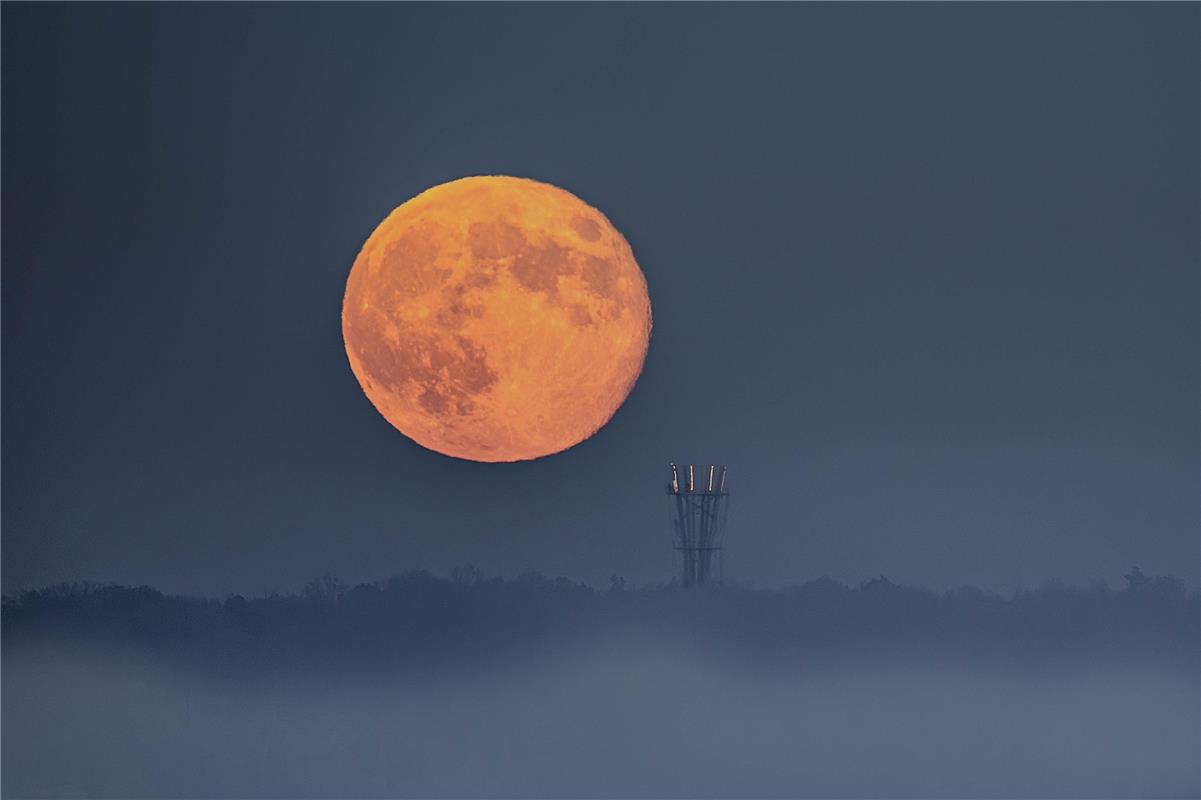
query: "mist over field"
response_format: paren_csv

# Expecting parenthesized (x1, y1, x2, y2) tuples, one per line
(4, 571, 1199, 799)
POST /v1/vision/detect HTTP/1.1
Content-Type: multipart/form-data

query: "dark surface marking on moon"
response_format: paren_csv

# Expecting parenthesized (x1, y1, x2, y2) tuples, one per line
(581, 254, 626, 318)
(570, 215, 601, 242)
(348, 307, 497, 418)
(581, 255, 616, 296)
(414, 333, 497, 417)
(468, 221, 526, 260)
(378, 221, 451, 295)
(418, 383, 450, 415)
(511, 239, 574, 296)
(568, 304, 593, 328)
(436, 284, 485, 329)
(463, 267, 498, 290)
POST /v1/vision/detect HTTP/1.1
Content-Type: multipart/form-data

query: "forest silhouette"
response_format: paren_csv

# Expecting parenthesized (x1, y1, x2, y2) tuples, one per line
(4, 567, 1196, 678)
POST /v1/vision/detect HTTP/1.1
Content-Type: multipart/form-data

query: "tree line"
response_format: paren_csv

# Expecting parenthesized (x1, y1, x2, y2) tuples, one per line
(3, 567, 1196, 676)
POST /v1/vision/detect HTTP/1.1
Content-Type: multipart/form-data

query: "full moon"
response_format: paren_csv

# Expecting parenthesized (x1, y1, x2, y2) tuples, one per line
(342, 176, 652, 462)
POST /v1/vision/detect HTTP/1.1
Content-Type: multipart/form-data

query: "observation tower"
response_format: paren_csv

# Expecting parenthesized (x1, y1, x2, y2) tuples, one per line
(666, 463, 729, 587)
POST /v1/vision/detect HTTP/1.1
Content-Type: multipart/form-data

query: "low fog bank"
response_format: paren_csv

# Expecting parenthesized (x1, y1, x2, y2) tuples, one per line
(3, 638, 1198, 799)
(3, 570, 1198, 797)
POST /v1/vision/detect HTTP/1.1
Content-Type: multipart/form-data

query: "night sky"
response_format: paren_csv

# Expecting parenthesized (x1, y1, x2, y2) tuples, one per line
(3, 3, 1197, 596)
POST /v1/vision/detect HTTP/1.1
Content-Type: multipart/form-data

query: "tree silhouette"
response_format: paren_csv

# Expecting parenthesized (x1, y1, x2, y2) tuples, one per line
(3, 569, 1196, 677)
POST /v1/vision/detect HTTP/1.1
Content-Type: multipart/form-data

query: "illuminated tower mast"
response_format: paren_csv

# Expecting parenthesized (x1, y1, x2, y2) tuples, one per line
(666, 463, 729, 587)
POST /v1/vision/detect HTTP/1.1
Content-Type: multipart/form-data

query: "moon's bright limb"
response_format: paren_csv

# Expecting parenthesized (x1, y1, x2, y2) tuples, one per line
(342, 176, 652, 462)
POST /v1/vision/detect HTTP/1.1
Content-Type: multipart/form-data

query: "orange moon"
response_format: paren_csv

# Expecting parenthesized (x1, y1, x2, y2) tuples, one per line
(342, 176, 652, 462)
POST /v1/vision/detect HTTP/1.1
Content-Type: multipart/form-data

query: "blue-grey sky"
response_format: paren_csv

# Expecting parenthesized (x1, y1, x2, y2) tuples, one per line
(3, 3, 1197, 595)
